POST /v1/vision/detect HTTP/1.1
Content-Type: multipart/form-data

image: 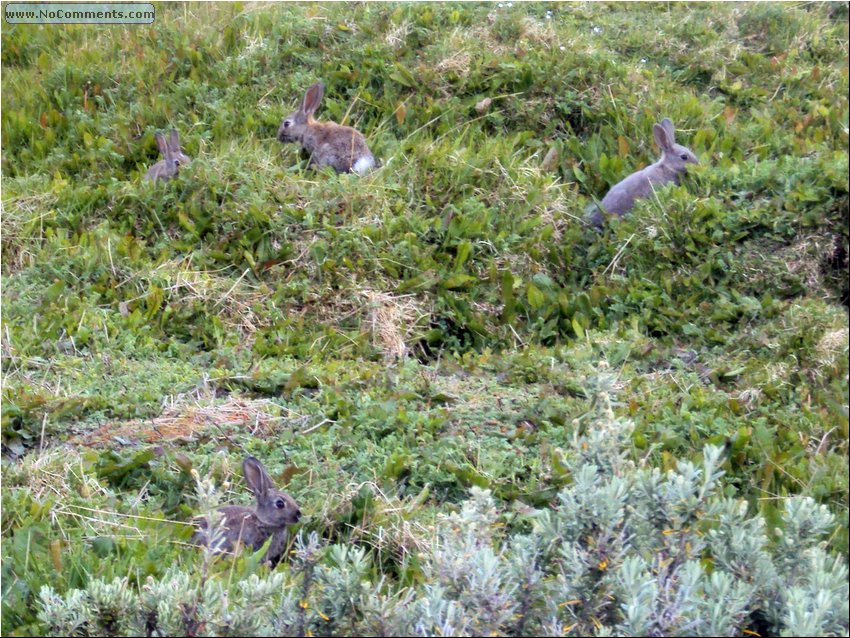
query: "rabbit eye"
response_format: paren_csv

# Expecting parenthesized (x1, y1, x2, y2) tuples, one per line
(284, 120, 292, 128)
(680, 153, 689, 161)
(275, 499, 286, 509)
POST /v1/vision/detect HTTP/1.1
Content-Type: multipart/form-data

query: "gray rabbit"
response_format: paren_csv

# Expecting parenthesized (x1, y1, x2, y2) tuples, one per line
(144, 128, 191, 183)
(192, 456, 302, 566)
(588, 118, 698, 228)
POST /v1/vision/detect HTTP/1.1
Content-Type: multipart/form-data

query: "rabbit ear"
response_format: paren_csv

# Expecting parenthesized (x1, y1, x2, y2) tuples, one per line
(661, 118, 676, 144)
(155, 133, 168, 156)
(300, 82, 324, 116)
(169, 128, 181, 152)
(243, 457, 273, 498)
(653, 122, 673, 152)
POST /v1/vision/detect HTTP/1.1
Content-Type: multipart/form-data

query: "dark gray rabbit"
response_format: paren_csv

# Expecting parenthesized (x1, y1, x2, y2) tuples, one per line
(144, 128, 191, 183)
(192, 456, 302, 565)
(588, 118, 698, 227)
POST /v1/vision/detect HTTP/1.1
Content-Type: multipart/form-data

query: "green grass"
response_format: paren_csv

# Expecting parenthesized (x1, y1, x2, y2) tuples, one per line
(2, 2, 848, 634)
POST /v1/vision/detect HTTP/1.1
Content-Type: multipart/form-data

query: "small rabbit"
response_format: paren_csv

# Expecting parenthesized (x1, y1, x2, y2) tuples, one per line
(588, 118, 698, 228)
(145, 128, 191, 183)
(277, 81, 376, 175)
(192, 456, 302, 566)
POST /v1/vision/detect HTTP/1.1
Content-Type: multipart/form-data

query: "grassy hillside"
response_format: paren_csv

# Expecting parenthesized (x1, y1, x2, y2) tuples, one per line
(2, 2, 848, 635)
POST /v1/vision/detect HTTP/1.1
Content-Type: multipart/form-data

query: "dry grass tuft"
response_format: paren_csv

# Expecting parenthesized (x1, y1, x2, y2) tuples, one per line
(123, 258, 274, 338)
(384, 20, 411, 48)
(71, 396, 299, 448)
(784, 235, 833, 293)
(0, 192, 57, 273)
(9, 448, 103, 501)
(520, 16, 558, 48)
(5, 448, 185, 542)
(816, 327, 849, 369)
(314, 480, 436, 566)
(362, 290, 427, 362)
(435, 48, 472, 75)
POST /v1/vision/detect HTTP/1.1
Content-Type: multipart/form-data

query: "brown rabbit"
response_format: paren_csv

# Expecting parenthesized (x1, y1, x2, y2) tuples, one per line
(145, 128, 191, 183)
(277, 81, 376, 175)
(192, 456, 302, 565)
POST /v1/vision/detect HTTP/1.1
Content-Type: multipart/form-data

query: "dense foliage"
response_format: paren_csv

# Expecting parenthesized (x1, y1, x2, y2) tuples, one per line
(2, 2, 848, 635)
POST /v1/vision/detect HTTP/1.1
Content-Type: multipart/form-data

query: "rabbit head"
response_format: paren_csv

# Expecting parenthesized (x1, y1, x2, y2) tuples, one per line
(277, 81, 376, 175)
(654, 118, 698, 176)
(167, 128, 191, 166)
(277, 81, 324, 145)
(243, 456, 302, 527)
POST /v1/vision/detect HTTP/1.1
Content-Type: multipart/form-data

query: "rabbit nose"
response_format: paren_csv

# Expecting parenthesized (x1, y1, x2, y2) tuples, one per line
(294, 509, 302, 522)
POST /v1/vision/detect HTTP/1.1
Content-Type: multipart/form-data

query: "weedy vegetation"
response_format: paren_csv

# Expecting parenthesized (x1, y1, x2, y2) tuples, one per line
(1, 2, 848, 636)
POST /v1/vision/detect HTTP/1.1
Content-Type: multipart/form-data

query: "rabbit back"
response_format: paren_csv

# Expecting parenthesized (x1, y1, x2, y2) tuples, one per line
(302, 121, 375, 174)
(218, 505, 268, 551)
(144, 159, 176, 182)
(193, 505, 288, 564)
(599, 163, 680, 219)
